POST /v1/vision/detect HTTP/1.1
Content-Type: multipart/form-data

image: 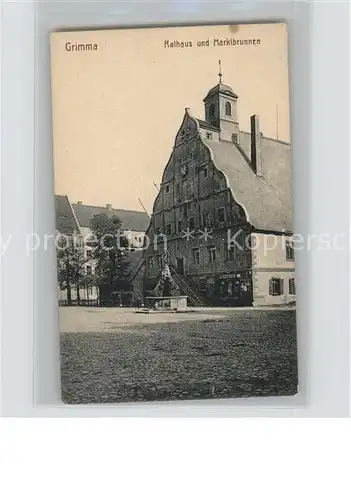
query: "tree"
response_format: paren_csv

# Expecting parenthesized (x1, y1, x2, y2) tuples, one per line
(80, 273, 97, 303)
(56, 234, 87, 306)
(89, 214, 131, 299)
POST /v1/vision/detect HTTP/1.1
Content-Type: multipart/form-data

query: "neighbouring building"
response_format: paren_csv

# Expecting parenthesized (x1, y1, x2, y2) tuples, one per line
(142, 75, 295, 307)
(55, 195, 150, 305)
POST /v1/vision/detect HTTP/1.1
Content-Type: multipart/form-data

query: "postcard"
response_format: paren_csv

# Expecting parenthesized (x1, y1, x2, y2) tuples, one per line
(51, 23, 297, 403)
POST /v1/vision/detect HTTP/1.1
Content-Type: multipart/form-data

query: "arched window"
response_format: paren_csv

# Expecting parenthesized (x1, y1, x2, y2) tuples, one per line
(225, 101, 232, 116)
(209, 103, 215, 117)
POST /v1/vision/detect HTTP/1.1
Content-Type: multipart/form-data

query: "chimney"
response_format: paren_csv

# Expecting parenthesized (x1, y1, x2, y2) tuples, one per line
(77, 201, 82, 205)
(106, 204, 112, 210)
(250, 115, 262, 176)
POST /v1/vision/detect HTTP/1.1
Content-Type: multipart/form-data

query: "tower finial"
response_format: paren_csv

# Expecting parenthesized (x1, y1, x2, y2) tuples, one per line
(218, 59, 222, 83)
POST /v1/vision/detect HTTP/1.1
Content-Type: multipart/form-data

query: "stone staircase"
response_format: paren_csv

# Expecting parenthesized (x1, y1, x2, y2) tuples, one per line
(129, 257, 207, 308)
(170, 267, 207, 307)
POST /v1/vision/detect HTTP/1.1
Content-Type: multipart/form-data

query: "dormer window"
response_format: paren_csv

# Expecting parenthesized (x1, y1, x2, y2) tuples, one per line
(225, 101, 232, 116)
(232, 133, 238, 143)
(206, 132, 212, 140)
(165, 185, 170, 193)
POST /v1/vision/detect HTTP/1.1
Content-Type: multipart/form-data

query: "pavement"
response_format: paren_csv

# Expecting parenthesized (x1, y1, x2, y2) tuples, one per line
(59, 307, 227, 333)
(59, 306, 296, 333)
(59, 306, 298, 404)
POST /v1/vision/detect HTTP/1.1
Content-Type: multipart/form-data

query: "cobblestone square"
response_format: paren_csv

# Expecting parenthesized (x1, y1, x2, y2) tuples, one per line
(60, 307, 298, 404)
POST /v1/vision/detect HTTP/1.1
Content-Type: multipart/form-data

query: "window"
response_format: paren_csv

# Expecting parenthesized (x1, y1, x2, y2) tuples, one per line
(209, 103, 215, 117)
(165, 185, 170, 193)
(208, 246, 216, 263)
(203, 167, 208, 179)
(86, 249, 93, 260)
(183, 203, 188, 218)
(86, 265, 92, 276)
(206, 132, 213, 140)
(217, 208, 225, 223)
(192, 248, 200, 265)
(285, 241, 295, 261)
(269, 278, 284, 296)
(177, 220, 182, 233)
(175, 183, 180, 197)
(180, 130, 185, 139)
(202, 212, 210, 228)
(156, 227, 161, 235)
(289, 278, 296, 295)
(227, 245, 235, 261)
(232, 133, 238, 143)
(166, 224, 172, 236)
(189, 217, 195, 231)
(225, 101, 232, 116)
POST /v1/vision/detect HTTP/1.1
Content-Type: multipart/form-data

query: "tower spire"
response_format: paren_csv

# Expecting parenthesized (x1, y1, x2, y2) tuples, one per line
(218, 59, 222, 83)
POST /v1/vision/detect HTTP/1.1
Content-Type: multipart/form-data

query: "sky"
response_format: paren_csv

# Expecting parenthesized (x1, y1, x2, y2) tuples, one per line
(51, 23, 290, 213)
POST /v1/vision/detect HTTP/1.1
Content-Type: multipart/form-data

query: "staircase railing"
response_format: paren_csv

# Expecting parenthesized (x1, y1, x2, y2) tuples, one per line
(170, 267, 206, 307)
(127, 257, 207, 308)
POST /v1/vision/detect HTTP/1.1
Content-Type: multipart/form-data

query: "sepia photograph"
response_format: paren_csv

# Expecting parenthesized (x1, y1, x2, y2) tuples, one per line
(50, 23, 298, 404)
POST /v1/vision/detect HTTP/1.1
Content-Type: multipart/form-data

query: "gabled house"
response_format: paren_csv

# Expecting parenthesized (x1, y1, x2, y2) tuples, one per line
(142, 77, 295, 307)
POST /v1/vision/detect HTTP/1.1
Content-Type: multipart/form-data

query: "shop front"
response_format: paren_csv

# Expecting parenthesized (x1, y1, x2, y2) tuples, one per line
(204, 271, 253, 307)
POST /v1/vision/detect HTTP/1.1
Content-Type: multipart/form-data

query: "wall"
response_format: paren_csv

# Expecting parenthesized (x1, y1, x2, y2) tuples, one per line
(81, 225, 144, 250)
(218, 93, 239, 141)
(251, 232, 296, 306)
(252, 270, 296, 307)
(143, 111, 251, 293)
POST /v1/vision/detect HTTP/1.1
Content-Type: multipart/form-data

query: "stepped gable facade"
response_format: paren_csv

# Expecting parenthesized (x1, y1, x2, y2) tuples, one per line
(142, 76, 295, 307)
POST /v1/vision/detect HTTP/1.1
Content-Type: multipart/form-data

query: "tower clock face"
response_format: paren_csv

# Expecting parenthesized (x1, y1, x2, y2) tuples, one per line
(180, 164, 188, 176)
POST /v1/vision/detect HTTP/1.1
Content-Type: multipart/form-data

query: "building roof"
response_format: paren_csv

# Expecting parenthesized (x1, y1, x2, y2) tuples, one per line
(71, 203, 150, 231)
(204, 82, 238, 100)
(55, 195, 80, 235)
(196, 119, 220, 132)
(202, 137, 293, 232)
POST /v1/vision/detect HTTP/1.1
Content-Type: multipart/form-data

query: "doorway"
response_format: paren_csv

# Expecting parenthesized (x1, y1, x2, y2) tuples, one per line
(176, 257, 184, 275)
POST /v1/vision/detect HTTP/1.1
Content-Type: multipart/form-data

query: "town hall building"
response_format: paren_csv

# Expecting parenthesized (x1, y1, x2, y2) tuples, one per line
(142, 73, 295, 307)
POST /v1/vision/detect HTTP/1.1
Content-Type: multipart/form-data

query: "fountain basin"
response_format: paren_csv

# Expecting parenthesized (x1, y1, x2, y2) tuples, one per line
(139, 295, 189, 313)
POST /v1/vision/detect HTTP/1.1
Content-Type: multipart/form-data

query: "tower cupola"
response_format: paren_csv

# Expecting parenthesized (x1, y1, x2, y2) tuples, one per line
(203, 61, 240, 141)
